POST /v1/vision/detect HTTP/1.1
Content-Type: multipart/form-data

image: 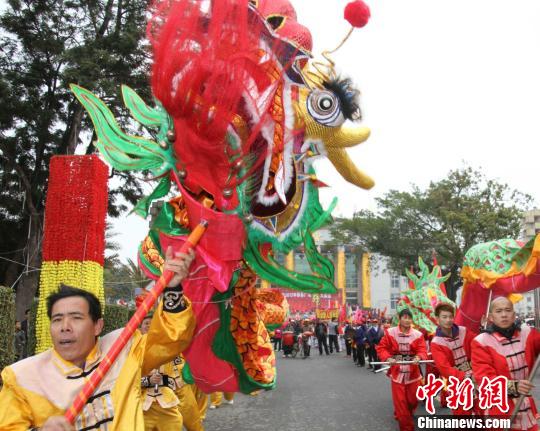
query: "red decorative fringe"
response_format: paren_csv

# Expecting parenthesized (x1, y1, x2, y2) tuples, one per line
(42, 155, 108, 264)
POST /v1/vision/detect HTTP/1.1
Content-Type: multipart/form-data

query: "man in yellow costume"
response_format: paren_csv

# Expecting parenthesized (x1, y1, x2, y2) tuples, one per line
(139, 317, 203, 431)
(0, 247, 195, 431)
(192, 385, 209, 421)
(169, 356, 205, 431)
(140, 314, 183, 431)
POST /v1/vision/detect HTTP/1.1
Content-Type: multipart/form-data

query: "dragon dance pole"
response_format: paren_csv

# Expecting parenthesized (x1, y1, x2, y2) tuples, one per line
(369, 360, 434, 366)
(483, 289, 493, 330)
(65, 220, 208, 424)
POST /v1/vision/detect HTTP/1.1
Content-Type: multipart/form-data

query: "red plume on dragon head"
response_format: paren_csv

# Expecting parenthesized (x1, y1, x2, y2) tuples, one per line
(147, 0, 308, 210)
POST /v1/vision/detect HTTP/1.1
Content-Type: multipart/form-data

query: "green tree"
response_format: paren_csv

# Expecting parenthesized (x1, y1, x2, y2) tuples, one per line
(104, 222, 122, 270)
(104, 258, 149, 306)
(0, 0, 151, 317)
(330, 167, 532, 300)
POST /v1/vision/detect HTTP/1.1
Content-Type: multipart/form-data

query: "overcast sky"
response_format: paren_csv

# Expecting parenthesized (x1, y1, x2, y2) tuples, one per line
(109, 0, 540, 260)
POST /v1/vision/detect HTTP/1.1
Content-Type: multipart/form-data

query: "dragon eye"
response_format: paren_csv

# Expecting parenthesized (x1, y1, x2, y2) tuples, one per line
(307, 90, 345, 127)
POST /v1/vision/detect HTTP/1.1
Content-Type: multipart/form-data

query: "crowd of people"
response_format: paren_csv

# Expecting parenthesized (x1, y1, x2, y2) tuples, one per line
(271, 302, 540, 431)
(1, 246, 539, 431)
(271, 316, 390, 366)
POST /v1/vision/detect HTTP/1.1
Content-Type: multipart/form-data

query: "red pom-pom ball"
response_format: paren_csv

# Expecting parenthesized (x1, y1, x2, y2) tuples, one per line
(344, 0, 371, 28)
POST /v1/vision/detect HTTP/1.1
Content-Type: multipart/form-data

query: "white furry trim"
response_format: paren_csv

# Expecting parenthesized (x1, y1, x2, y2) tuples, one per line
(280, 81, 295, 193)
(255, 82, 297, 206)
(256, 121, 277, 206)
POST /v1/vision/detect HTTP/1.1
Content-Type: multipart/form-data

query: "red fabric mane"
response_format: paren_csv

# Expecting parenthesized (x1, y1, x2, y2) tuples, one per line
(148, 0, 276, 208)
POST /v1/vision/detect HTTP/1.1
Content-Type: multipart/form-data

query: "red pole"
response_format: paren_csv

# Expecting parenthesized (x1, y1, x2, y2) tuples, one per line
(64, 220, 208, 423)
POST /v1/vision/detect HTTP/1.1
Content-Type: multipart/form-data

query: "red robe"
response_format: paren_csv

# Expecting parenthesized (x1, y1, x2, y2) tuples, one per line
(432, 324, 476, 415)
(377, 326, 428, 384)
(432, 325, 475, 380)
(377, 326, 428, 431)
(472, 325, 540, 430)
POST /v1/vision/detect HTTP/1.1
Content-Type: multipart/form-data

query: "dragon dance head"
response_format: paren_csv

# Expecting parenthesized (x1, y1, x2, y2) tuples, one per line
(72, 0, 374, 393)
(397, 258, 453, 334)
(72, 0, 373, 294)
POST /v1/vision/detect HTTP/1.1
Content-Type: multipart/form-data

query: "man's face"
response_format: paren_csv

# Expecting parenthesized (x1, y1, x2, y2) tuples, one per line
(15, 321, 21, 331)
(489, 298, 515, 329)
(437, 310, 455, 330)
(50, 296, 103, 367)
(399, 314, 412, 329)
(140, 317, 152, 334)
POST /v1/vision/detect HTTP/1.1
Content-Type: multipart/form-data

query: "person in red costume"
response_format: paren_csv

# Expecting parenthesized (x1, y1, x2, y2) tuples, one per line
(471, 296, 540, 430)
(431, 302, 478, 416)
(376, 309, 428, 431)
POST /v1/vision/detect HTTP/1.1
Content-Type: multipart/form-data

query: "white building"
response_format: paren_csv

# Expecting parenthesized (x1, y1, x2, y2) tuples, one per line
(515, 209, 540, 316)
(366, 254, 408, 317)
(523, 209, 540, 239)
(514, 292, 535, 316)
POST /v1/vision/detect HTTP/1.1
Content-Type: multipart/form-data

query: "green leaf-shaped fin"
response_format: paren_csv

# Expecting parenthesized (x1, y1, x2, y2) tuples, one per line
(71, 84, 175, 176)
(405, 269, 419, 288)
(418, 257, 429, 278)
(304, 230, 334, 280)
(121, 85, 163, 129)
(244, 242, 337, 294)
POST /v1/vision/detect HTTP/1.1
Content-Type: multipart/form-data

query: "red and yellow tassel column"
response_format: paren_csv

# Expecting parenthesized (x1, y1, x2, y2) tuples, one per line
(36, 156, 108, 352)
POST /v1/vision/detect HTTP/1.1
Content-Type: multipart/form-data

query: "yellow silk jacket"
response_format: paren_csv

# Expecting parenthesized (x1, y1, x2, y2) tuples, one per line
(0, 299, 195, 431)
(141, 358, 183, 411)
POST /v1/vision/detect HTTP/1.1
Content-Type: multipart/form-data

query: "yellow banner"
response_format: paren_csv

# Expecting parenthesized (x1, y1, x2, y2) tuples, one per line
(362, 252, 371, 308)
(316, 308, 339, 319)
(286, 251, 294, 271)
(337, 247, 345, 305)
